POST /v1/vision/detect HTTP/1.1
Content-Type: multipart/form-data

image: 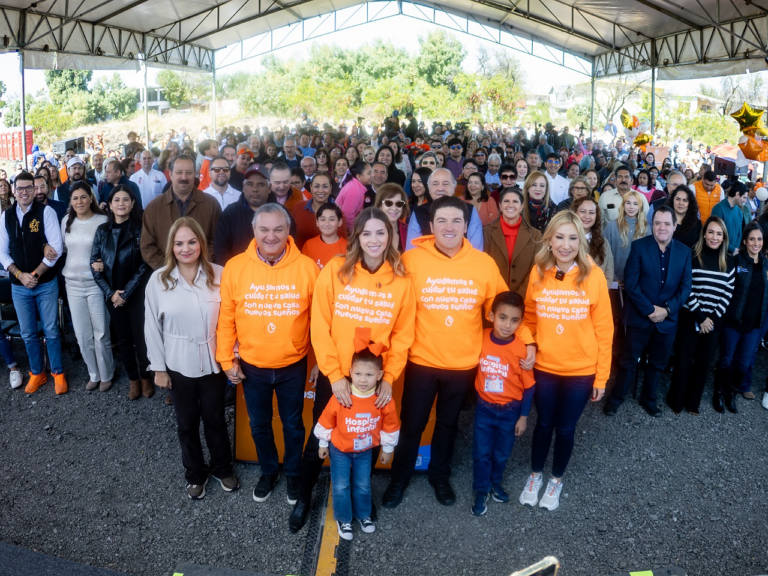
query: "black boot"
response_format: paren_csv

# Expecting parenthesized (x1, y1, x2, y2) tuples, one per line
(725, 369, 743, 414)
(712, 367, 727, 413)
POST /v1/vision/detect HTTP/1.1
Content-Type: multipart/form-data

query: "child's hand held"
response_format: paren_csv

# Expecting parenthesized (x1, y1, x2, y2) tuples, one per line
(379, 451, 393, 465)
(318, 447, 329, 459)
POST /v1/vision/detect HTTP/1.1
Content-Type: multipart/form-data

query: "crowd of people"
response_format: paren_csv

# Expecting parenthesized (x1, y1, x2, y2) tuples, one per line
(2, 115, 767, 542)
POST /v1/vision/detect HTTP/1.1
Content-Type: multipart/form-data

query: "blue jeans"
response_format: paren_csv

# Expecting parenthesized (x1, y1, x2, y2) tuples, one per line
(472, 395, 522, 493)
(531, 370, 594, 478)
(0, 335, 17, 368)
(329, 443, 372, 523)
(718, 325, 765, 392)
(240, 356, 307, 477)
(11, 280, 62, 374)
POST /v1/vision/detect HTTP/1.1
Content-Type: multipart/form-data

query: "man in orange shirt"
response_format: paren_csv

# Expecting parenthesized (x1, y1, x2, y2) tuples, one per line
(217, 203, 318, 505)
(694, 171, 722, 222)
(270, 163, 304, 211)
(383, 195, 535, 509)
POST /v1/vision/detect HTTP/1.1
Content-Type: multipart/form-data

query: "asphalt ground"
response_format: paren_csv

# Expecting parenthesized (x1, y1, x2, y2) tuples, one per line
(0, 327, 767, 576)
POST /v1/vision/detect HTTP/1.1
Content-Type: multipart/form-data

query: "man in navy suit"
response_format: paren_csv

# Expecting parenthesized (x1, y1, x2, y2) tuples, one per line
(605, 205, 692, 417)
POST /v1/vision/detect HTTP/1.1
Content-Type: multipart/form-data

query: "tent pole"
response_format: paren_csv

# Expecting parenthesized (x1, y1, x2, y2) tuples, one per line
(19, 50, 27, 169)
(589, 75, 595, 142)
(651, 67, 656, 137)
(143, 59, 150, 148)
(211, 56, 217, 138)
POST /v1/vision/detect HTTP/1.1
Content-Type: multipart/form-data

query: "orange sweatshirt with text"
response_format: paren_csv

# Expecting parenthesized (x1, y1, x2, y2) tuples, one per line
(523, 261, 613, 388)
(216, 237, 318, 370)
(314, 393, 401, 453)
(402, 236, 533, 370)
(311, 256, 416, 384)
(475, 329, 535, 405)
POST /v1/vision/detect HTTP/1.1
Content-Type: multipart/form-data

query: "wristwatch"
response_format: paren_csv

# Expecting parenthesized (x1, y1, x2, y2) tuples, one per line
(32, 272, 39, 279)
(665, 305, 671, 317)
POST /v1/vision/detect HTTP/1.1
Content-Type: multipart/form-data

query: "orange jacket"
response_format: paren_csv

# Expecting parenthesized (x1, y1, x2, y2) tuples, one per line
(523, 260, 613, 388)
(314, 393, 400, 453)
(402, 236, 533, 370)
(216, 237, 318, 370)
(311, 257, 415, 384)
(475, 329, 535, 405)
(199, 157, 213, 191)
(694, 180, 722, 222)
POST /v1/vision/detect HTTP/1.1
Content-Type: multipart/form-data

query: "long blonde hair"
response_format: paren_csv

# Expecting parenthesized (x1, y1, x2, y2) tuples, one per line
(522, 171, 550, 225)
(535, 210, 593, 287)
(616, 190, 648, 248)
(337, 207, 406, 285)
(693, 216, 730, 273)
(159, 217, 218, 291)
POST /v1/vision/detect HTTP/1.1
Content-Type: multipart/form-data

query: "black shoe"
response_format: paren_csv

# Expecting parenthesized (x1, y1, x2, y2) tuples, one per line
(370, 499, 378, 522)
(725, 390, 738, 413)
(224, 385, 236, 407)
(428, 477, 456, 506)
(713, 367, 727, 413)
(603, 403, 618, 417)
(288, 500, 309, 533)
(640, 402, 662, 418)
(382, 480, 408, 509)
(286, 476, 300, 505)
(252, 473, 280, 502)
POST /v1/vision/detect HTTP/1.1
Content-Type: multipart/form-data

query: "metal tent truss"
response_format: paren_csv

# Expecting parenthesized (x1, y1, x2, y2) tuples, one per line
(215, 0, 592, 75)
(0, 5, 214, 70)
(594, 12, 768, 79)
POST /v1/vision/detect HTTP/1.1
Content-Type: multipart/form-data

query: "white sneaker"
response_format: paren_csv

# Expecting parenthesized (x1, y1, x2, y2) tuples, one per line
(762, 392, 768, 410)
(357, 517, 376, 533)
(539, 478, 564, 511)
(9, 370, 22, 389)
(337, 521, 353, 541)
(519, 473, 543, 506)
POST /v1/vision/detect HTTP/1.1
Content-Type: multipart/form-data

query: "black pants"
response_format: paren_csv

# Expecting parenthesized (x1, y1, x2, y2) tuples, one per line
(168, 369, 233, 485)
(106, 286, 149, 380)
(668, 309, 719, 412)
(609, 288, 625, 357)
(391, 361, 477, 483)
(607, 324, 676, 409)
(297, 372, 380, 503)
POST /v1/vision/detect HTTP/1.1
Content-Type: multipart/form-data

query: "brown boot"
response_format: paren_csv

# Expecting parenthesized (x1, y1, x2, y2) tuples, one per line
(128, 379, 141, 400)
(141, 378, 154, 398)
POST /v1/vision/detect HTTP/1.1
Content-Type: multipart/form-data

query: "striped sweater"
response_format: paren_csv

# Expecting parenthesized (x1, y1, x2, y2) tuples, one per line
(684, 246, 735, 326)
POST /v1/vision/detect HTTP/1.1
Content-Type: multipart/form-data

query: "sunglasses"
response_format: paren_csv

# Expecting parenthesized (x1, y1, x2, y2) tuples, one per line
(474, 152, 486, 157)
(450, 145, 462, 150)
(500, 174, 516, 180)
(383, 199, 405, 208)
(211, 167, 230, 173)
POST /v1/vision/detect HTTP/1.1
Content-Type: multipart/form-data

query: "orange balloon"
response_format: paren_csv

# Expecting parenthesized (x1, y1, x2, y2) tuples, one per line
(738, 136, 768, 160)
(632, 116, 639, 128)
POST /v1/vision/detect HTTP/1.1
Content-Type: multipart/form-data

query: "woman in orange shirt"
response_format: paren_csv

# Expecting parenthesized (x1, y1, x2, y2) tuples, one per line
(519, 210, 613, 512)
(289, 207, 416, 532)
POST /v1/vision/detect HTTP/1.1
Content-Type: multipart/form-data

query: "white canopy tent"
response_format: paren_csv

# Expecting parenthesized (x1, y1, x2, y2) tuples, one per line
(0, 0, 766, 162)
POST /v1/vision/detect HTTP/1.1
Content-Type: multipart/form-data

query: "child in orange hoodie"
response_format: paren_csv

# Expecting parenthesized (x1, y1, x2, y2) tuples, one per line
(471, 291, 535, 517)
(314, 329, 400, 542)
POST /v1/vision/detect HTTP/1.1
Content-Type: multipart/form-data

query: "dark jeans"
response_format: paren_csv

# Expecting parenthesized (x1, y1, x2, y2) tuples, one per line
(168, 369, 233, 485)
(240, 356, 307, 477)
(391, 361, 477, 483)
(668, 309, 719, 412)
(472, 395, 522, 493)
(608, 324, 676, 409)
(609, 287, 626, 357)
(297, 372, 381, 503)
(530, 370, 594, 478)
(718, 324, 766, 392)
(106, 286, 149, 380)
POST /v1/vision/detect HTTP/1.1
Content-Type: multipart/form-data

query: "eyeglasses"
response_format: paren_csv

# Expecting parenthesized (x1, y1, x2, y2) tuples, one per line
(383, 199, 405, 208)
(15, 185, 34, 193)
(572, 186, 589, 192)
(450, 145, 462, 150)
(211, 167, 230, 173)
(546, 159, 560, 164)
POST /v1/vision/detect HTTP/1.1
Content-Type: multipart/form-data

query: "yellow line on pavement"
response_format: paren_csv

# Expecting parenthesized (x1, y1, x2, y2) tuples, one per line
(315, 481, 339, 576)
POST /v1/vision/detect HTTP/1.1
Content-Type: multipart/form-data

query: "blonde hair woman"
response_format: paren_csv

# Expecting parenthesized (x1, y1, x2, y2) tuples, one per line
(522, 171, 555, 233)
(144, 217, 237, 500)
(289, 207, 415, 532)
(604, 190, 649, 286)
(521, 210, 612, 511)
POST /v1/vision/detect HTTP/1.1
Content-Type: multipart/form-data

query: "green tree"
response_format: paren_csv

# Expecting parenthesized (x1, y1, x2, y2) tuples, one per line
(416, 30, 466, 89)
(3, 96, 32, 127)
(87, 74, 138, 122)
(44, 70, 92, 105)
(156, 69, 192, 109)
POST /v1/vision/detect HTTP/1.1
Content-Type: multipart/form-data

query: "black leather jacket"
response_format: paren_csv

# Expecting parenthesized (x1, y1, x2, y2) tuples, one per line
(90, 219, 150, 301)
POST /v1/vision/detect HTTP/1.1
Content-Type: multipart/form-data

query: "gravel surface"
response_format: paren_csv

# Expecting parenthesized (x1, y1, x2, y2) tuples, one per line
(1, 329, 767, 576)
